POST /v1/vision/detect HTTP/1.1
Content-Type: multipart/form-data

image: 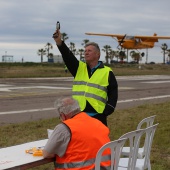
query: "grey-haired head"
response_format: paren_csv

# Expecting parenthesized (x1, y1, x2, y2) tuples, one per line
(54, 97, 81, 119)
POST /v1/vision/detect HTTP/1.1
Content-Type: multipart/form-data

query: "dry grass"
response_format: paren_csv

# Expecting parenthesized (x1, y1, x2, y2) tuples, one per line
(111, 63, 170, 76)
(0, 63, 170, 78)
(0, 101, 170, 170)
(0, 65, 72, 78)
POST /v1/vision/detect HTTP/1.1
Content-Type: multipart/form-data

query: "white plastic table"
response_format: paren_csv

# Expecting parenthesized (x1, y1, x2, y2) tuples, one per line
(0, 139, 54, 170)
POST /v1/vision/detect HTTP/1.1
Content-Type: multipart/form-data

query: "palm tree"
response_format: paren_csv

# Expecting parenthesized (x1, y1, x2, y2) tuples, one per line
(130, 51, 140, 63)
(68, 42, 77, 55)
(62, 33, 69, 42)
(114, 50, 120, 62)
(77, 49, 85, 61)
(102, 45, 112, 64)
(37, 48, 46, 63)
(161, 43, 168, 64)
(166, 49, 170, 63)
(81, 39, 90, 46)
(45, 42, 53, 59)
(119, 50, 126, 63)
(48, 53, 54, 59)
(109, 49, 116, 61)
(79, 39, 89, 61)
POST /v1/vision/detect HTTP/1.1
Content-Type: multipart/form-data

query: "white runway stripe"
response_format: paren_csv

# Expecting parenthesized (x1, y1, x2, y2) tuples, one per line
(0, 108, 55, 115)
(1, 94, 170, 115)
(142, 80, 170, 83)
(0, 86, 72, 92)
(117, 95, 170, 103)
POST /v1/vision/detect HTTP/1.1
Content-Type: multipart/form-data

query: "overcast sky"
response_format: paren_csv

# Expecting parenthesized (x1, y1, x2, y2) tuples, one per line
(0, 0, 170, 63)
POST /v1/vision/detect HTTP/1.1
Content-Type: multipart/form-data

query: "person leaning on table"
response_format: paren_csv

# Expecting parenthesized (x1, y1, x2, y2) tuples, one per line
(53, 29, 118, 126)
(43, 97, 111, 170)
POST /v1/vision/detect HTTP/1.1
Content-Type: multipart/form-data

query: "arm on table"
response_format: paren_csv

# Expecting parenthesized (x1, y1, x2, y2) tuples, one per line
(43, 150, 55, 158)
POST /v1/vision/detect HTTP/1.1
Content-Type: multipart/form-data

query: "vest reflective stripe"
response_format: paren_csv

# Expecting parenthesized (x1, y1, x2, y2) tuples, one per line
(73, 81, 107, 92)
(55, 155, 110, 169)
(72, 61, 112, 113)
(72, 91, 107, 104)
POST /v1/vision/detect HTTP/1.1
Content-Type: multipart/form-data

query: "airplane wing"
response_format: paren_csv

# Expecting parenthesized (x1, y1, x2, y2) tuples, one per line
(85, 32, 170, 40)
(133, 35, 170, 40)
(85, 33, 125, 39)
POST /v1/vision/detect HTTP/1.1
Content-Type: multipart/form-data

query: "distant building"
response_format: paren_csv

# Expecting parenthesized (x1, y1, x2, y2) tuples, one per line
(2, 55, 13, 62)
(53, 55, 63, 63)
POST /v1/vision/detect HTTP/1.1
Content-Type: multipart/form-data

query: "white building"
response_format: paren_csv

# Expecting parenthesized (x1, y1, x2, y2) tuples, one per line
(53, 55, 63, 63)
(2, 55, 13, 62)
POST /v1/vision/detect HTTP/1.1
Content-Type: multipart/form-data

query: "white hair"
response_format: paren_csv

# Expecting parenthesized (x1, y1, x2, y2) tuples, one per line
(54, 97, 80, 118)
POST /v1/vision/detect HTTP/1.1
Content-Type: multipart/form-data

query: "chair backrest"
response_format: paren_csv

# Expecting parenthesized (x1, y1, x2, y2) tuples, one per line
(137, 115, 156, 157)
(143, 123, 159, 169)
(119, 129, 146, 170)
(94, 138, 127, 170)
(137, 115, 156, 129)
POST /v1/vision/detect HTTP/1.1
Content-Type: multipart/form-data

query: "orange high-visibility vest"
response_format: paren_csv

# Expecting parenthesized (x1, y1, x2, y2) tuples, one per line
(55, 112, 111, 170)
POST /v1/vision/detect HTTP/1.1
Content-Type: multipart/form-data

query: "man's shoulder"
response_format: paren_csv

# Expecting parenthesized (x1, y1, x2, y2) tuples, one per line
(55, 123, 70, 132)
(98, 62, 112, 71)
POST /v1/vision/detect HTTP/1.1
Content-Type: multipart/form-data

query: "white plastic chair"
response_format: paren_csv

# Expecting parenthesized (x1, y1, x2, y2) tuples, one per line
(119, 123, 159, 170)
(134, 123, 159, 170)
(94, 138, 127, 170)
(118, 129, 146, 170)
(121, 115, 156, 158)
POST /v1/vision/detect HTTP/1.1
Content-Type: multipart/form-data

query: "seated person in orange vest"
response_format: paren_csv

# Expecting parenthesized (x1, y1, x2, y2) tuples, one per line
(43, 97, 111, 169)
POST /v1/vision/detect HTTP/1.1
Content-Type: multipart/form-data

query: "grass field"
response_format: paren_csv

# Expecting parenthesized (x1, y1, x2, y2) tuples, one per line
(0, 62, 170, 78)
(0, 102, 170, 170)
(0, 63, 170, 170)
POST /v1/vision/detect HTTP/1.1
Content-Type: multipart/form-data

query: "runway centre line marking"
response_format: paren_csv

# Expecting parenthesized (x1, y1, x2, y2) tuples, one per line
(117, 95, 170, 103)
(0, 86, 72, 92)
(0, 84, 14, 87)
(0, 85, 132, 92)
(116, 75, 170, 80)
(0, 108, 55, 115)
(1, 94, 170, 115)
(141, 80, 170, 83)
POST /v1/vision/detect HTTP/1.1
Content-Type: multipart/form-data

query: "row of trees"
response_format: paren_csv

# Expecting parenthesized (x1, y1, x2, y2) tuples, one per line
(161, 43, 170, 64)
(37, 33, 170, 64)
(37, 43, 53, 63)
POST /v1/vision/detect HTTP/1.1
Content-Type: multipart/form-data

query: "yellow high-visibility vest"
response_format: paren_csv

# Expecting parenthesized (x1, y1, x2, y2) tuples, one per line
(72, 61, 112, 113)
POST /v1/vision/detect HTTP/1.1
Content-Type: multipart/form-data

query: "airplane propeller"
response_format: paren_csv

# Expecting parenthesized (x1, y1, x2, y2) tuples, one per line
(117, 34, 127, 49)
(117, 34, 127, 58)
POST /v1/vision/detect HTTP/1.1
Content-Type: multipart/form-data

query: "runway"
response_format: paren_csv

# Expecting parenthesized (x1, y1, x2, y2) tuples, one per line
(0, 75, 170, 125)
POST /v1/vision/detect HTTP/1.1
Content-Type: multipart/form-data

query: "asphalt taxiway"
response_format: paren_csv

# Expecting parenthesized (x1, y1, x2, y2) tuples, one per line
(0, 75, 170, 125)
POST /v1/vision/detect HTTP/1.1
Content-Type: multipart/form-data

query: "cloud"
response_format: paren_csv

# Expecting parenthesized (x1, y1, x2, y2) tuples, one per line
(0, 0, 170, 63)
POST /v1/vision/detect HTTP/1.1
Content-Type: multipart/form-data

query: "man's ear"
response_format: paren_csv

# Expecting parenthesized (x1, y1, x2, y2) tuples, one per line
(97, 52, 100, 59)
(60, 113, 67, 120)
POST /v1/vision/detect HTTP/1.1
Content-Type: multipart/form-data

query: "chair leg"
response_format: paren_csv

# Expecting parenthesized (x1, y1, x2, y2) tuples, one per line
(147, 161, 151, 170)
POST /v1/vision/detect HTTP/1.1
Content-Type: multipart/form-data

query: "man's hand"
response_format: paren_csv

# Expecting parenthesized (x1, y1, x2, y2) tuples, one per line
(53, 29, 62, 46)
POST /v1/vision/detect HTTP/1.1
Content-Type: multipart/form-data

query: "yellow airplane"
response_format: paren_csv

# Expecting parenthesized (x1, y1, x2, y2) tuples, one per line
(85, 32, 170, 50)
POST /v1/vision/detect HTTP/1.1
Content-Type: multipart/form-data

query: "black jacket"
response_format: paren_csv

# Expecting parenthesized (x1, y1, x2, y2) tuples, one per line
(57, 41, 118, 116)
